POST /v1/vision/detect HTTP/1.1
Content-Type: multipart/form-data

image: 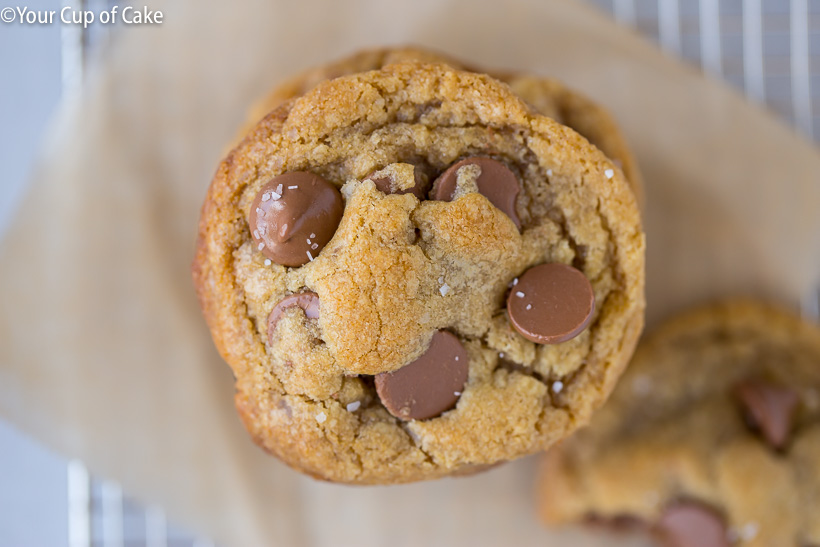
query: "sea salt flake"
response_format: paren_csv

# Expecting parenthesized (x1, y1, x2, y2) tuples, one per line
(439, 283, 450, 296)
(346, 401, 361, 412)
(632, 374, 652, 396)
(740, 522, 759, 541)
(315, 412, 327, 423)
(552, 381, 564, 393)
(604, 169, 615, 179)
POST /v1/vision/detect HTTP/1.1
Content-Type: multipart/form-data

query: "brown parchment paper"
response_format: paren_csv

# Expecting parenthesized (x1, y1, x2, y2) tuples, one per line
(1, 0, 819, 545)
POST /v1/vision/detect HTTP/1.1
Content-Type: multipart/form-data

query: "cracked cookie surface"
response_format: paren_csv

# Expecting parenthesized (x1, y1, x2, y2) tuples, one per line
(242, 46, 643, 204)
(537, 300, 820, 546)
(193, 61, 644, 484)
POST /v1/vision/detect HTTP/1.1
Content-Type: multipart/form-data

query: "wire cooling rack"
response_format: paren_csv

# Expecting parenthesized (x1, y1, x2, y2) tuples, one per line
(59, 1, 819, 546)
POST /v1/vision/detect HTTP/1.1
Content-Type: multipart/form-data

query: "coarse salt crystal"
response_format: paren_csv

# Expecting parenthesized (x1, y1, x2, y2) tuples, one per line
(315, 412, 327, 423)
(255, 207, 265, 217)
(311, 243, 318, 250)
(440, 283, 450, 296)
(270, 192, 281, 200)
(288, 185, 298, 189)
(552, 381, 564, 393)
(253, 230, 259, 239)
(276, 184, 283, 195)
(515, 291, 525, 298)
(346, 401, 361, 412)
(513, 278, 519, 285)
(307, 251, 314, 261)
(258, 243, 265, 251)
(264, 259, 272, 266)
(740, 523, 759, 541)
(604, 169, 614, 179)
(526, 304, 532, 310)
(261, 193, 271, 202)
(632, 374, 652, 396)
(546, 169, 553, 176)
(454, 356, 459, 361)
(454, 391, 461, 396)
(310, 233, 316, 238)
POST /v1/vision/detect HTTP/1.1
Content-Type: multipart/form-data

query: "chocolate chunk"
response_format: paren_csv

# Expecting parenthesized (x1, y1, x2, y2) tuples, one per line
(267, 292, 320, 341)
(432, 157, 521, 229)
(249, 172, 343, 267)
(375, 330, 469, 421)
(735, 379, 799, 449)
(366, 163, 431, 199)
(506, 263, 595, 344)
(654, 502, 730, 547)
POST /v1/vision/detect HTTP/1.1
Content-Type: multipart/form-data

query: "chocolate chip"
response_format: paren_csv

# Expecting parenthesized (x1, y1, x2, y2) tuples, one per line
(366, 163, 431, 199)
(375, 330, 469, 421)
(267, 292, 320, 341)
(249, 172, 344, 267)
(735, 379, 799, 449)
(506, 263, 595, 344)
(654, 502, 730, 547)
(432, 157, 521, 229)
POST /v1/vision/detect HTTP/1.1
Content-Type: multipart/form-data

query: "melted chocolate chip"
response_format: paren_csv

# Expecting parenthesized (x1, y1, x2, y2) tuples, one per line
(366, 163, 431, 199)
(432, 157, 522, 229)
(506, 263, 595, 344)
(249, 172, 343, 267)
(654, 502, 730, 547)
(267, 292, 320, 342)
(735, 379, 799, 449)
(375, 330, 469, 421)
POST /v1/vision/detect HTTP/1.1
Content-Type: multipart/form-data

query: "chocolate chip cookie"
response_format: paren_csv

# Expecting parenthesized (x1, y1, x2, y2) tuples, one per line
(242, 46, 643, 202)
(193, 60, 645, 483)
(537, 300, 820, 546)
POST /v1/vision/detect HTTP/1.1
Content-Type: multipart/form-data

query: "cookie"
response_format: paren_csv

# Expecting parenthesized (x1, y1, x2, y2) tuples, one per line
(193, 60, 645, 483)
(537, 300, 820, 546)
(242, 46, 643, 203)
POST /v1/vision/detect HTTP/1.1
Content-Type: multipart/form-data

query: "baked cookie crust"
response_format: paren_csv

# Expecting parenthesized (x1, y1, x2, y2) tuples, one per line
(242, 46, 643, 203)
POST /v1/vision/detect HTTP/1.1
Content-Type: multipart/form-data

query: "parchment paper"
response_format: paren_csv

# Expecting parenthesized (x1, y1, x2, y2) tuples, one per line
(2, 0, 819, 545)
